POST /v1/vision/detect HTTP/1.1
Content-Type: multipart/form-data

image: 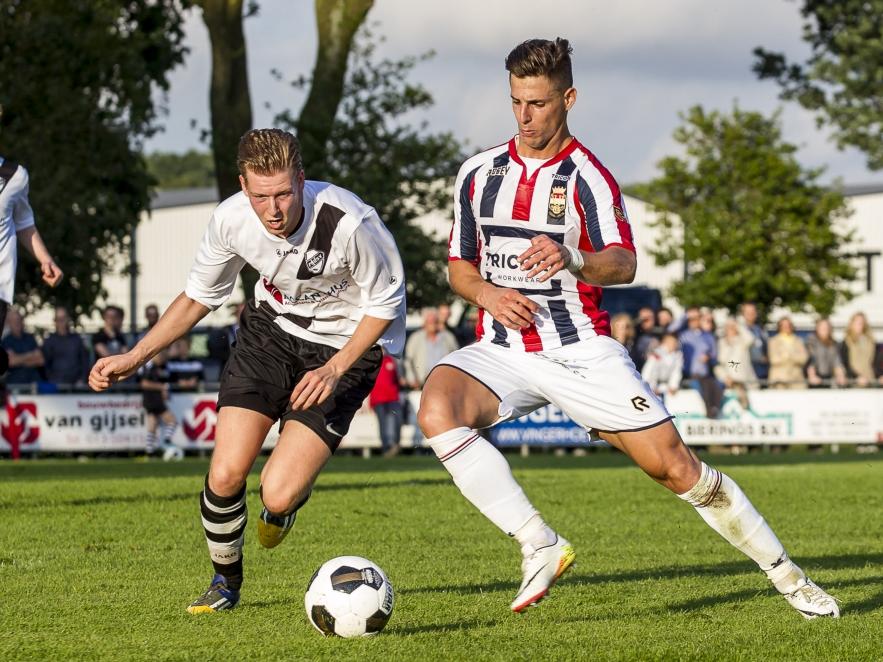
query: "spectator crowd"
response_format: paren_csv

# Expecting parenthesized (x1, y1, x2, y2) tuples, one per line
(2, 300, 881, 429)
(631, 304, 883, 418)
(0, 303, 208, 392)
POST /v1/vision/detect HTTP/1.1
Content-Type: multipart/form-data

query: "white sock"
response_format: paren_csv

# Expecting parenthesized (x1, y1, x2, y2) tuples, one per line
(678, 462, 806, 593)
(428, 427, 547, 539)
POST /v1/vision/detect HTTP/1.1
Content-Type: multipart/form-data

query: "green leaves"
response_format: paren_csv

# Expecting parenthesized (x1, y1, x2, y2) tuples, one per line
(754, 0, 883, 170)
(0, 0, 189, 318)
(633, 105, 855, 317)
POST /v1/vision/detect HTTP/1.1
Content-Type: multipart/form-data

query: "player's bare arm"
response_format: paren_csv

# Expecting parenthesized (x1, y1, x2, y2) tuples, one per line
(449, 259, 539, 330)
(16, 225, 63, 286)
(518, 236, 636, 285)
(289, 314, 393, 411)
(88, 292, 210, 391)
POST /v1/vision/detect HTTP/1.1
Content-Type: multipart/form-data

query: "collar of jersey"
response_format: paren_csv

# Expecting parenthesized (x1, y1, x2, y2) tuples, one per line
(508, 135, 580, 175)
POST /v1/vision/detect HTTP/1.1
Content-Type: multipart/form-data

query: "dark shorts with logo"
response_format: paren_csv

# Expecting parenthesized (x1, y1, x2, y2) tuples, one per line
(217, 300, 382, 451)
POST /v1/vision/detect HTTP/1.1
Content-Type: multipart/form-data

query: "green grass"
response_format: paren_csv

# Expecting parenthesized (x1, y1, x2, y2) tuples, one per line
(1, 451, 881, 661)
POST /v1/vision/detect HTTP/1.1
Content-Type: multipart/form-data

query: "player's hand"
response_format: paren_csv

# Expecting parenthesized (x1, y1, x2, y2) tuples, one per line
(41, 260, 63, 287)
(88, 353, 141, 391)
(290, 363, 343, 411)
(477, 284, 539, 330)
(518, 235, 569, 282)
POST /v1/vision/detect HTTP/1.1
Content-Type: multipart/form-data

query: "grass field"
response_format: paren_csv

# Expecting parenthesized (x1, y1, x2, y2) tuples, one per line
(1, 450, 881, 661)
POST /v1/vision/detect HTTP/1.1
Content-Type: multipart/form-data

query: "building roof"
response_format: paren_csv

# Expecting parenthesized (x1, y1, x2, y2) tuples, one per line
(150, 187, 219, 210)
(839, 183, 883, 197)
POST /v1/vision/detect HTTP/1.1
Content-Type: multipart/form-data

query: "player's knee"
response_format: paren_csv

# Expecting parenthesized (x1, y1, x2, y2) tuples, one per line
(416, 392, 458, 438)
(260, 481, 311, 516)
(208, 464, 248, 497)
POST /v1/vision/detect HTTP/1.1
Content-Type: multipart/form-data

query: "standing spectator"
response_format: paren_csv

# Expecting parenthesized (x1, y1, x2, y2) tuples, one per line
(842, 312, 876, 387)
(657, 306, 675, 332)
(404, 307, 458, 448)
(715, 317, 758, 409)
(41, 306, 89, 386)
(139, 350, 177, 457)
(137, 303, 160, 342)
(806, 318, 847, 388)
(768, 317, 808, 389)
(370, 348, 405, 457)
(738, 302, 769, 382)
(641, 332, 683, 400)
(610, 312, 641, 367)
(404, 307, 459, 389)
(633, 306, 660, 372)
(0, 147, 64, 377)
(678, 306, 723, 418)
(92, 305, 129, 359)
(2, 307, 43, 385)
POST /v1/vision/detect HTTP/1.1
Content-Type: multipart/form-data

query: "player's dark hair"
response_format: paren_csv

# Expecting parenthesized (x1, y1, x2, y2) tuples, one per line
(237, 128, 303, 179)
(505, 38, 573, 89)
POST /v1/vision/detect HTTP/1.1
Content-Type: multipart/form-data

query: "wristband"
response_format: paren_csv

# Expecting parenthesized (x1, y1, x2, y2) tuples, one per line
(564, 245, 584, 272)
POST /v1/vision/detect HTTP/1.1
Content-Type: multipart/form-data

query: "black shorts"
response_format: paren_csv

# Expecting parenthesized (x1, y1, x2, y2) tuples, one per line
(142, 392, 167, 416)
(217, 300, 382, 451)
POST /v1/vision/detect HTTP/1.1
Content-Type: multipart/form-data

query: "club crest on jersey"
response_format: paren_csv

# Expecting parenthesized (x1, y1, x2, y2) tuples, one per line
(548, 185, 567, 219)
(613, 205, 628, 222)
(304, 249, 326, 274)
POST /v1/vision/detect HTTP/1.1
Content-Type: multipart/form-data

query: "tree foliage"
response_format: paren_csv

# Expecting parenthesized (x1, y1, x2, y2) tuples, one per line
(0, 0, 189, 318)
(633, 105, 855, 317)
(146, 150, 216, 189)
(275, 31, 465, 308)
(753, 0, 883, 169)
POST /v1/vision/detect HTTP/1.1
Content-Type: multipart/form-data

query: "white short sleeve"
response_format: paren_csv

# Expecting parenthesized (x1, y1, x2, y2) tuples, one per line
(184, 212, 247, 309)
(10, 168, 36, 232)
(346, 211, 406, 320)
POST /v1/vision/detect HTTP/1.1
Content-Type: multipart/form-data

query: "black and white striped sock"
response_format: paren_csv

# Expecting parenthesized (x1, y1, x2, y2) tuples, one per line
(200, 476, 247, 590)
(161, 421, 177, 444)
(145, 431, 157, 454)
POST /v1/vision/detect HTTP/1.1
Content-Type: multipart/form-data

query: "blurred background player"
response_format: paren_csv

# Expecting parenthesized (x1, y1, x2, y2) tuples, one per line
(89, 128, 406, 614)
(0, 112, 64, 376)
(139, 350, 177, 458)
(417, 37, 838, 619)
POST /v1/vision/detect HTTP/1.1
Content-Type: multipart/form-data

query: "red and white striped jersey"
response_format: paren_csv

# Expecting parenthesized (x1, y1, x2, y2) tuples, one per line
(449, 136, 635, 352)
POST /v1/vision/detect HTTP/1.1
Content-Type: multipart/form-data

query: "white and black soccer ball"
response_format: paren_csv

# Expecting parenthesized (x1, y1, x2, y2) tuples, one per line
(304, 556, 394, 638)
(161, 443, 184, 462)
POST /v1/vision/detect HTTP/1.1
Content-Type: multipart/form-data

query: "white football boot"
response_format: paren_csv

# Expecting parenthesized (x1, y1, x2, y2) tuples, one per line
(783, 578, 840, 619)
(510, 535, 576, 613)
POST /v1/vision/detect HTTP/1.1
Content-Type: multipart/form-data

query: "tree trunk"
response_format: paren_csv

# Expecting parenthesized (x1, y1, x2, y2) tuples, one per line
(198, 0, 253, 199)
(297, 0, 374, 173)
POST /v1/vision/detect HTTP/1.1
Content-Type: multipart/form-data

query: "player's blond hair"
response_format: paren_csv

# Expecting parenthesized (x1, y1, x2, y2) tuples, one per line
(237, 128, 303, 179)
(505, 38, 573, 89)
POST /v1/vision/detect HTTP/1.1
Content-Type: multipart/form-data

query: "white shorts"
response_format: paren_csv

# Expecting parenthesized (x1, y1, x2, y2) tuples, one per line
(436, 336, 672, 433)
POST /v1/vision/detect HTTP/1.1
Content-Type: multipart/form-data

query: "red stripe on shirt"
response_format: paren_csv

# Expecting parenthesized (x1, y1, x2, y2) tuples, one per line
(576, 281, 610, 336)
(574, 142, 635, 251)
(509, 137, 580, 222)
(521, 322, 543, 352)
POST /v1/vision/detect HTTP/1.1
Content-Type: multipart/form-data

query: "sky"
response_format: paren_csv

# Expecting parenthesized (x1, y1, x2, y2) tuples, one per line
(144, 0, 878, 186)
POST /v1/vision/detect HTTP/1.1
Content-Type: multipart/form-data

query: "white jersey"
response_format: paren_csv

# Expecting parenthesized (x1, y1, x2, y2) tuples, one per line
(449, 137, 635, 352)
(0, 158, 36, 303)
(185, 180, 407, 355)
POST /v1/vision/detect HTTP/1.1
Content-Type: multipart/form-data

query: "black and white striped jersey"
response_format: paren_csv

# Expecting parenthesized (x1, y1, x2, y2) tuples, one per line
(185, 181, 406, 355)
(449, 136, 635, 352)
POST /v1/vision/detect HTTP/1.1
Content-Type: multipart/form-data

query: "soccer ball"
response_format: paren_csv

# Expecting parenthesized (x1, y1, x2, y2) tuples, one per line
(161, 443, 184, 462)
(304, 556, 394, 637)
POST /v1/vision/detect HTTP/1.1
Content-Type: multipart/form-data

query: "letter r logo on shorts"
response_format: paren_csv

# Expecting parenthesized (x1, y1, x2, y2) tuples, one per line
(631, 396, 650, 412)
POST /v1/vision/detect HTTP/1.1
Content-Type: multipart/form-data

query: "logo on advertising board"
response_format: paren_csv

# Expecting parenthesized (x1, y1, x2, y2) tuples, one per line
(183, 400, 218, 442)
(676, 393, 792, 442)
(1, 399, 40, 456)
